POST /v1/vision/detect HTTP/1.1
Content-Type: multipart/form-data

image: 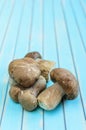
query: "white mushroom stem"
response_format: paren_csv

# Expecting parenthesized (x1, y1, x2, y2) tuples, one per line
(37, 83, 65, 110)
(28, 76, 46, 97)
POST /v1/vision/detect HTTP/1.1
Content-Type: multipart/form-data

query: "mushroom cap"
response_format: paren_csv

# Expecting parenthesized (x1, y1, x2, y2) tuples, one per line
(25, 51, 42, 60)
(9, 85, 21, 103)
(8, 58, 41, 88)
(18, 90, 37, 111)
(50, 68, 79, 99)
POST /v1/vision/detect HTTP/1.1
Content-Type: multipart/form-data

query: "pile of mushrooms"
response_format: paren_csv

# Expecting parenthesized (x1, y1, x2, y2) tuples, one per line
(8, 51, 79, 111)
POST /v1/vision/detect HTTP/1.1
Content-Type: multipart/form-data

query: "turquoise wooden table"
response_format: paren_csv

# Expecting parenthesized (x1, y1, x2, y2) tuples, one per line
(0, 0, 86, 130)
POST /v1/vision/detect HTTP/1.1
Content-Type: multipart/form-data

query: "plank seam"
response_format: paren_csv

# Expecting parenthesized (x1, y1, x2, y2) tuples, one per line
(80, 0, 86, 18)
(61, 0, 86, 120)
(0, 81, 9, 126)
(52, 0, 60, 68)
(28, 0, 35, 51)
(42, 0, 44, 57)
(42, 0, 45, 130)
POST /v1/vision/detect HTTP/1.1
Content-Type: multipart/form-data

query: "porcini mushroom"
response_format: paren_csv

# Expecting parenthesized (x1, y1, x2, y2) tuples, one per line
(50, 68, 79, 99)
(25, 51, 42, 60)
(38, 68, 79, 110)
(8, 58, 41, 88)
(18, 76, 46, 111)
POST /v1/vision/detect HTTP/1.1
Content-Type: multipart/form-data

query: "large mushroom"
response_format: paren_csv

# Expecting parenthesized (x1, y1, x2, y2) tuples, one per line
(8, 58, 41, 88)
(38, 68, 79, 110)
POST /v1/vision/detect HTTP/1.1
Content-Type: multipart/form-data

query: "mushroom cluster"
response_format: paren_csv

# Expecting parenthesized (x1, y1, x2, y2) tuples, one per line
(8, 51, 79, 111)
(8, 52, 55, 111)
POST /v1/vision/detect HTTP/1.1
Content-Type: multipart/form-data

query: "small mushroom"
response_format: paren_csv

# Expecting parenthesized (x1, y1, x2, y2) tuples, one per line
(36, 59, 55, 81)
(25, 51, 42, 60)
(38, 68, 79, 110)
(18, 76, 46, 111)
(50, 68, 79, 99)
(9, 85, 21, 103)
(8, 58, 41, 88)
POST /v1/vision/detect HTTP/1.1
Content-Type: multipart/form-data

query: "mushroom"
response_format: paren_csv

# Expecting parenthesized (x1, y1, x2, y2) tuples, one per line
(18, 76, 46, 111)
(36, 59, 55, 81)
(8, 58, 41, 88)
(38, 68, 79, 110)
(25, 51, 42, 60)
(50, 68, 79, 99)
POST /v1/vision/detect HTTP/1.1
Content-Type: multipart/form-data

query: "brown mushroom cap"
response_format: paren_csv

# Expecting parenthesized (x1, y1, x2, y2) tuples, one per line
(50, 68, 79, 99)
(8, 58, 41, 88)
(9, 85, 21, 103)
(18, 90, 37, 111)
(25, 51, 42, 60)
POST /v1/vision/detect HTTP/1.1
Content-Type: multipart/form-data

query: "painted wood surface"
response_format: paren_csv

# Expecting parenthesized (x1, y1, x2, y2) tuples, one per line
(0, 0, 86, 130)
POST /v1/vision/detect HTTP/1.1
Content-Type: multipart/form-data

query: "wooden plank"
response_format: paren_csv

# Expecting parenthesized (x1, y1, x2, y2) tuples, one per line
(43, 0, 65, 130)
(22, 0, 44, 130)
(0, 0, 13, 49)
(0, 0, 6, 16)
(70, 0, 86, 52)
(0, 0, 86, 130)
(80, 0, 86, 17)
(55, 0, 86, 129)
(61, 0, 86, 119)
(0, 1, 25, 130)
(13, 0, 31, 59)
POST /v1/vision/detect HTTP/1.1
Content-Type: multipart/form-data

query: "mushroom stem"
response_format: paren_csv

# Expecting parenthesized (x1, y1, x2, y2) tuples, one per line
(29, 76, 46, 97)
(37, 83, 64, 110)
(18, 76, 46, 111)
